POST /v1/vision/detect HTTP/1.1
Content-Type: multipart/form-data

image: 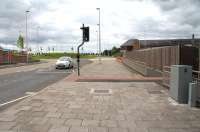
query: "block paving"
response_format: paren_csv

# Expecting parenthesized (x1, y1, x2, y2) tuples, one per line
(0, 81, 200, 132)
(0, 59, 200, 132)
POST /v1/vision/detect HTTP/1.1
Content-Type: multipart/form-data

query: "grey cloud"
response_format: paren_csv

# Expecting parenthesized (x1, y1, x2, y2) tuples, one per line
(129, 16, 197, 40)
(114, 0, 200, 41)
(153, 0, 179, 11)
(0, 0, 41, 44)
(77, 16, 97, 26)
(1, 0, 200, 51)
(28, 30, 75, 45)
(153, 0, 200, 29)
(124, 0, 200, 39)
(0, 0, 73, 46)
(154, 0, 200, 12)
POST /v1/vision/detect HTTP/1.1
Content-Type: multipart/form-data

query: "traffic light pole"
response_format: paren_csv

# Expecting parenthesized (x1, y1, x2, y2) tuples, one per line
(77, 41, 84, 76)
(77, 24, 89, 76)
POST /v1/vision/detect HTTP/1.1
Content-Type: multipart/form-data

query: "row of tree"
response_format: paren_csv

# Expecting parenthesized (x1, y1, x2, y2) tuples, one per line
(16, 35, 122, 57)
(103, 46, 121, 56)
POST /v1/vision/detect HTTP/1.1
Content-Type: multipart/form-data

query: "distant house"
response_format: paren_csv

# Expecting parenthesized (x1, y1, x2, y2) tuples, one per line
(0, 44, 27, 64)
(0, 46, 3, 52)
(0, 44, 23, 52)
(120, 39, 139, 51)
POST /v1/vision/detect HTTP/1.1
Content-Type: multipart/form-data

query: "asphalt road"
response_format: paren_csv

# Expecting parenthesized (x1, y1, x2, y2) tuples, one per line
(0, 59, 91, 107)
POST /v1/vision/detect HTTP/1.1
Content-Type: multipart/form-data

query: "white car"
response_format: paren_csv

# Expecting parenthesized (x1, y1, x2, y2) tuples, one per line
(55, 57, 74, 69)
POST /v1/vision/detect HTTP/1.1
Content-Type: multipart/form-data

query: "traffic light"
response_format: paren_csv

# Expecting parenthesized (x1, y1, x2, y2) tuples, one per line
(77, 24, 89, 76)
(83, 27, 89, 42)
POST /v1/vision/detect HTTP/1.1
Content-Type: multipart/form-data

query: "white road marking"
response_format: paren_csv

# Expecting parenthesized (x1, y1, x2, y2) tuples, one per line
(25, 92, 37, 95)
(0, 92, 39, 108)
(0, 95, 32, 108)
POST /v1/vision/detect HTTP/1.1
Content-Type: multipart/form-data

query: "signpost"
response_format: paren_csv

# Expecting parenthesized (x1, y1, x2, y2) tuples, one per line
(77, 24, 90, 76)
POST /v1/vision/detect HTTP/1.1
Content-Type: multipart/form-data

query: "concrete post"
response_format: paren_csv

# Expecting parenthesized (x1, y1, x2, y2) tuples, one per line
(188, 82, 197, 107)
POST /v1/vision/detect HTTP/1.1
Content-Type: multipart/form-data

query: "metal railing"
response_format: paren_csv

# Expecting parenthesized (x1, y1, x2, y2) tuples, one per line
(192, 70, 200, 103)
(162, 66, 200, 88)
(192, 70, 200, 84)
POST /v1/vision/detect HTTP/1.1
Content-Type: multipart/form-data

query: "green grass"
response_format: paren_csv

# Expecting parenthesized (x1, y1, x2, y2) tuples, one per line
(30, 53, 97, 60)
(28, 56, 40, 63)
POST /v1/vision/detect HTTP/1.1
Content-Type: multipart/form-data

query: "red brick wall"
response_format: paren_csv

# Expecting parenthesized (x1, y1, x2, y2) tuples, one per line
(0, 50, 27, 65)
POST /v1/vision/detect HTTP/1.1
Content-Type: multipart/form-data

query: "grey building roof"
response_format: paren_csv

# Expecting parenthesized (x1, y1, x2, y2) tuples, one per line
(139, 38, 200, 48)
(121, 39, 139, 47)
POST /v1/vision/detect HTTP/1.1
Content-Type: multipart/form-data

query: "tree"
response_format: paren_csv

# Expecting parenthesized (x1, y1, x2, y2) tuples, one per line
(103, 50, 111, 56)
(48, 46, 50, 52)
(111, 46, 121, 56)
(17, 34, 24, 49)
(71, 47, 74, 53)
(111, 46, 119, 55)
(40, 47, 43, 52)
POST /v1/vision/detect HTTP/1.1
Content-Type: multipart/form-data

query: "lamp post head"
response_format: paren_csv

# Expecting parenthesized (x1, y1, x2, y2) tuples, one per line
(26, 10, 30, 13)
(96, 8, 100, 10)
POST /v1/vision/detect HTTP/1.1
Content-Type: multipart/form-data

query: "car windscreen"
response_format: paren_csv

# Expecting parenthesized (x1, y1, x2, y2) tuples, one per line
(59, 58, 69, 61)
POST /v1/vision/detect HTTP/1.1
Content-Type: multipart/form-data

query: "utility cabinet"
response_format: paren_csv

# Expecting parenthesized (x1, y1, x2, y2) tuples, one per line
(170, 65, 192, 104)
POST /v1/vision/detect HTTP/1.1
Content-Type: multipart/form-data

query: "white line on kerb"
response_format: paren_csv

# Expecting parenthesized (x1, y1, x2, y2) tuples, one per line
(0, 95, 32, 108)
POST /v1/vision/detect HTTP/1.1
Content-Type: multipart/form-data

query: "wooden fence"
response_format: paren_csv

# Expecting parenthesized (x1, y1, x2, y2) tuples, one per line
(124, 46, 180, 71)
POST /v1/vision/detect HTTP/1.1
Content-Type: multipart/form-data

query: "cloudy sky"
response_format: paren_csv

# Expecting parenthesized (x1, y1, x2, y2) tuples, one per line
(0, 0, 200, 52)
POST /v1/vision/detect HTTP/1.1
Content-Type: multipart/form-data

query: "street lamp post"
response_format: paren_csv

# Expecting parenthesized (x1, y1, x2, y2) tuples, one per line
(37, 26, 40, 54)
(96, 8, 101, 63)
(25, 10, 30, 63)
(96, 31, 99, 54)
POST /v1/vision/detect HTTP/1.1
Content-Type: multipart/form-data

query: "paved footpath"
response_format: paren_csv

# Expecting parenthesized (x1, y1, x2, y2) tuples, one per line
(65, 58, 162, 82)
(0, 58, 200, 132)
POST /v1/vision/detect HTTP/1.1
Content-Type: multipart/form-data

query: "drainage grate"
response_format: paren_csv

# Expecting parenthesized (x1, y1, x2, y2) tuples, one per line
(148, 90, 162, 94)
(128, 84, 136, 87)
(90, 89, 112, 95)
(94, 89, 109, 93)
